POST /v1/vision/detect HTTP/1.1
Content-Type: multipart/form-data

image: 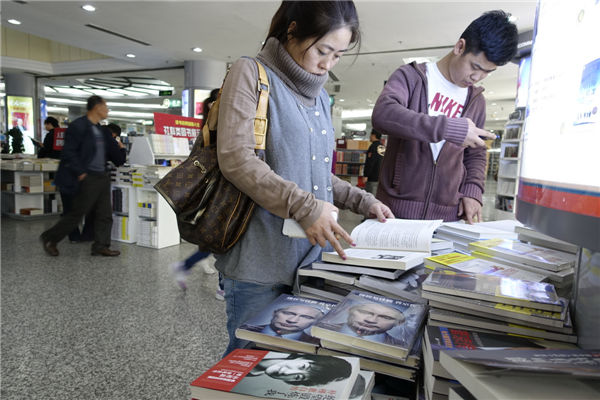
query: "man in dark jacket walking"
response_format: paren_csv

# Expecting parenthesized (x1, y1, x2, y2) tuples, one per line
(41, 95, 126, 256)
(372, 11, 518, 223)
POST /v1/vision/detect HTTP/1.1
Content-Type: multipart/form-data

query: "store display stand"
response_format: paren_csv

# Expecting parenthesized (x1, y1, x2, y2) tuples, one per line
(1, 159, 62, 219)
(135, 187, 179, 249)
(111, 182, 138, 243)
(495, 118, 523, 217)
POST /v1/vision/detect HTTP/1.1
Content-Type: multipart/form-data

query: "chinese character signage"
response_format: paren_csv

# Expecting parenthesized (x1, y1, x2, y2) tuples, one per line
(53, 128, 66, 151)
(153, 112, 201, 138)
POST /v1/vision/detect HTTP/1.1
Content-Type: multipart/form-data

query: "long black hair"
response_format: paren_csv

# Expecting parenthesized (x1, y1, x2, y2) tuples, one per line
(265, 1, 360, 53)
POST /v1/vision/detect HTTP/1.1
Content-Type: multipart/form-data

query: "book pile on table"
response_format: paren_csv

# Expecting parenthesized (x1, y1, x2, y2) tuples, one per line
(422, 267, 577, 344)
(233, 290, 428, 398)
(468, 237, 577, 295)
(189, 348, 368, 400)
(421, 324, 577, 400)
(433, 220, 520, 253)
(295, 218, 453, 304)
(438, 348, 600, 400)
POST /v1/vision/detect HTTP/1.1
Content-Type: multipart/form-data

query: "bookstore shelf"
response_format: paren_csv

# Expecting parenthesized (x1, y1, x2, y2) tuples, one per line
(495, 117, 524, 213)
(1, 166, 61, 219)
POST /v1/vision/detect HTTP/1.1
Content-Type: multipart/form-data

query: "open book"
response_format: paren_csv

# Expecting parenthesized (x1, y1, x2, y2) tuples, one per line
(322, 219, 445, 269)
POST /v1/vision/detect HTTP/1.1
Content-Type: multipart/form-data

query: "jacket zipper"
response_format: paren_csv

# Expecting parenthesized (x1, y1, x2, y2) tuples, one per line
(422, 157, 438, 219)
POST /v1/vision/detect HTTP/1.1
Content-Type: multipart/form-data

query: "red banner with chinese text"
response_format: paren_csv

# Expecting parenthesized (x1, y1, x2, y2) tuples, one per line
(153, 112, 201, 138)
(52, 128, 67, 150)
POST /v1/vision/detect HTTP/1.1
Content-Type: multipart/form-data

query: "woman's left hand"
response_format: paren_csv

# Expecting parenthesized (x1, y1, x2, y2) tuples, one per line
(367, 201, 395, 221)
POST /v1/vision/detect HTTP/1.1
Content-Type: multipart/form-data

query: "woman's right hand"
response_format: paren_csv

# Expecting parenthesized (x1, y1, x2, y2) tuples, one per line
(304, 202, 354, 260)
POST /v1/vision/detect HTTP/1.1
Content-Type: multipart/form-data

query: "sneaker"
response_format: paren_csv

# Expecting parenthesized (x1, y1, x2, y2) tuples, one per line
(170, 261, 188, 290)
(199, 254, 217, 274)
(215, 288, 225, 301)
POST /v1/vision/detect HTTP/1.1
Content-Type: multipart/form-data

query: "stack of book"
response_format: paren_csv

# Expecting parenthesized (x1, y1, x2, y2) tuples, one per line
(234, 290, 427, 388)
(189, 349, 365, 399)
(468, 238, 577, 293)
(438, 349, 600, 400)
(422, 268, 577, 345)
(515, 225, 579, 254)
(422, 325, 576, 400)
(296, 263, 430, 304)
(424, 252, 549, 283)
(311, 291, 427, 383)
(296, 218, 450, 303)
(434, 220, 520, 252)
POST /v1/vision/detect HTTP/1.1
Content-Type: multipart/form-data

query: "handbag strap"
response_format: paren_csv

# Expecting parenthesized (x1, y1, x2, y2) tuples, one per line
(253, 61, 269, 150)
(201, 59, 269, 150)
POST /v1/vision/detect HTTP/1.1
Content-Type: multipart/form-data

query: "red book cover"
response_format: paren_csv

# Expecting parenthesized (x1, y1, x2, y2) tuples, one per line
(190, 349, 267, 392)
(189, 349, 360, 400)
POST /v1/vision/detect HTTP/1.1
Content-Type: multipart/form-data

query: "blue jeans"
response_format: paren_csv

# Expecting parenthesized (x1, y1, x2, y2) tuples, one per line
(222, 278, 290, 356)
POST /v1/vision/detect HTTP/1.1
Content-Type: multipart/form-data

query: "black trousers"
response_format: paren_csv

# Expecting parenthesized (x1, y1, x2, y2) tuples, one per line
(60, 192, 95, 242)
(43, 173, 113, 251)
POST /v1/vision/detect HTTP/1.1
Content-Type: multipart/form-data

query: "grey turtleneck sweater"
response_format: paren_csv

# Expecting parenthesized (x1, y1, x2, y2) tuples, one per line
(216, 37, 377, 231)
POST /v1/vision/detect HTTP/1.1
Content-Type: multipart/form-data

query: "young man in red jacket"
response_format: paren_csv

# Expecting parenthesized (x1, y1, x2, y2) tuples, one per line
(372, 10, 518, 223)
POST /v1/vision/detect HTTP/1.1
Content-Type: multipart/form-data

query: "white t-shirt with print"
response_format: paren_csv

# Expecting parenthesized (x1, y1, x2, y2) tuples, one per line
(426, 62, 468, 162)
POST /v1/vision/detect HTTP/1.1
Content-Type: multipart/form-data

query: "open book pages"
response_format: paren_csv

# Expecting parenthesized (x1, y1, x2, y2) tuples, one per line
(350, 218, 443, 252)
(422, 269, 562, 312)
(424, 252, 548, 282)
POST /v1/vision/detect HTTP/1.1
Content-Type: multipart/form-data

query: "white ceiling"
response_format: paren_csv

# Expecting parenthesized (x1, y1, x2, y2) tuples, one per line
(1, 0, 537, 129)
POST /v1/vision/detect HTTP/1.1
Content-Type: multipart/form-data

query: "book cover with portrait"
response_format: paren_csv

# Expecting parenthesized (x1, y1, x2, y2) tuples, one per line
(311, 291, 427, 360)
(236, 294, 336, 354)
(190, 349, 360, 400)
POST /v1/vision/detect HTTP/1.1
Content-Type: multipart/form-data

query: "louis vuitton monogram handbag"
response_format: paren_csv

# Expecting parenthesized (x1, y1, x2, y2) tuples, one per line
(154, 59, 269, 253)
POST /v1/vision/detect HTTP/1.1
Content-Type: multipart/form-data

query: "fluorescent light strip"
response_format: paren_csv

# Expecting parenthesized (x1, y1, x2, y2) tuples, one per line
(108, 110, 154, 118)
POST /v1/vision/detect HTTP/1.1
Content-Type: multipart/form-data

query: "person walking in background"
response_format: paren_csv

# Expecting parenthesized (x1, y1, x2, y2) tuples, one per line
(363, 129, 384, 195)
(215, 0, 393, 356)
(372, 10, 518, 224)
(40, 95, 126, 257)
(170, 88, 223, 296)
(37, 116, 62, 159)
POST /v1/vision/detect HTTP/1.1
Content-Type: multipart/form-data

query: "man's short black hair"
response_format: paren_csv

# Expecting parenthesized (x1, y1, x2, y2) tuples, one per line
(44, 116, 59, 128)
(87, 95, 105, 111)
(107, 123, 122, 136)
(371, 130, 382, 140)
(461, 10, 518, 66)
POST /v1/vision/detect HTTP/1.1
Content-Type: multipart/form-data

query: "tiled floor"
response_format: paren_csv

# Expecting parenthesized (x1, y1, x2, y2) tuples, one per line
(0, 179, 504, 399)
